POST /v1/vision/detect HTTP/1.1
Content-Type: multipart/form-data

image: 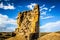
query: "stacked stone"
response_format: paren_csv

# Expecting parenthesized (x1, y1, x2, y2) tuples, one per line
(15, 4, 40, 40)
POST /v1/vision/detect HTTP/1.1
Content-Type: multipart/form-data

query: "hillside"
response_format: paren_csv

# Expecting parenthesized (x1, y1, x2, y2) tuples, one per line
(39, 32, 50, 37)
(39, 33, 60, 40)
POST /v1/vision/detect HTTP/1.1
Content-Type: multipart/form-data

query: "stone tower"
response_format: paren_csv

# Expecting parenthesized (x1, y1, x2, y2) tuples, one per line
(15, 4, 40, 40)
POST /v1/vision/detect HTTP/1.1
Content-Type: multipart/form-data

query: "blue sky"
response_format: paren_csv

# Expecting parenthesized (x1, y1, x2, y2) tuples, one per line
(0, 0, 60, 32)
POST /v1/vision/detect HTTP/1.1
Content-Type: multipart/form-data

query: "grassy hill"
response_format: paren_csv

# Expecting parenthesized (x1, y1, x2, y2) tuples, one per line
(39, 32, 60, 40)
(39, 32, 50, 37)
(38, 31, 60, 40)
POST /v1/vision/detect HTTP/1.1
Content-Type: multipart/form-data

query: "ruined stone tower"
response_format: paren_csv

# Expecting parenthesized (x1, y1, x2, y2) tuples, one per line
(15, 4, 40, 40)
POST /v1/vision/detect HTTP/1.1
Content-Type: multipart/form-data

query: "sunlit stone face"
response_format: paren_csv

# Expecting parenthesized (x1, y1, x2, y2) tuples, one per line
(15, 4, 39, 40)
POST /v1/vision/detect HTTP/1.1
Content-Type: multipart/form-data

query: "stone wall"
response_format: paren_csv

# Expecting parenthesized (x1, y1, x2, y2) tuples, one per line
(15, 4, 40, 40)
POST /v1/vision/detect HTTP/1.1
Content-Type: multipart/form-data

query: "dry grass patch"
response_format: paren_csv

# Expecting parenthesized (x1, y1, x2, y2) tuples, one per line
(39, 33, 60, 40)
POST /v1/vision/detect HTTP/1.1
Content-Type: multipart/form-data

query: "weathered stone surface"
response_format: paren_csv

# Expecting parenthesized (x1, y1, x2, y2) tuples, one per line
(15, 4, 40, 40)
(6, 4, 40, 40)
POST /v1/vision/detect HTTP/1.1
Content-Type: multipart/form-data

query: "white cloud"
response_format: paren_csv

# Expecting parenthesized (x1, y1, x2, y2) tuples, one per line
(0, 2, 15, 10)
(40, 7, 48, 11)
(40, 4, 45, 8)
(49, 5, 55, 12)
(26, 4, 55, 20)
(40, 21, 60, 32)
(26, 3, 36, 10)
(40, 4, 48, 11)
(40, 16, 54, 19)
(43, 7, 48, 10)
(0, 14, 17, 32)
(40, 4, 48, 16)
(40, 4, 55, 19)
(49, 9, 52, 12)
(41, 11, 47, 15)
(51, 6, 55, 8)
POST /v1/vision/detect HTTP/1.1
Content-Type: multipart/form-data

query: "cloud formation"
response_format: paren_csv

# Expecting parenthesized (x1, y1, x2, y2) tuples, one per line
(26, 3, 55, 19)
(49, 5, 55, 12)
(0, 14, 17, 32)
(40, 4, 48, 11)
(40, 16, 54, 19)
(40, 21, 60, 32)
(26, 3, 36, 10)
(40, 4, 55, 19)
(0, 2, 15, 10)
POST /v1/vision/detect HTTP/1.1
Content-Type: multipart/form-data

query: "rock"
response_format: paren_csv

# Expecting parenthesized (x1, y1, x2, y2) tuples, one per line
(6, 4, 40, 40)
